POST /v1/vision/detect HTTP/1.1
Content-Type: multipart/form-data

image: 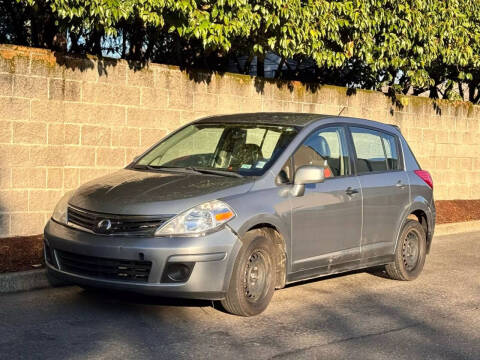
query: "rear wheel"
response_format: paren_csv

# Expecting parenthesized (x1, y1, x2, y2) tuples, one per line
(385, 219, 427, 281)
(221, 229, 276, 316)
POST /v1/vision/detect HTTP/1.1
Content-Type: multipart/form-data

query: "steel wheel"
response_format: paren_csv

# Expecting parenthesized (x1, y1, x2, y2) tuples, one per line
(244, 250, 268, 302)
(402, 231, 420, 271)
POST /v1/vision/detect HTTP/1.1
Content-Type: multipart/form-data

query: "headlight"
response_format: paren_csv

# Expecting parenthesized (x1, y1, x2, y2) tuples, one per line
(51, 191, 73, 225)
(155, 200, 236, 237)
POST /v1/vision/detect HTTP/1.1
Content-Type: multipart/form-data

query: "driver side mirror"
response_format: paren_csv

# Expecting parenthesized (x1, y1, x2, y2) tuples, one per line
(291, 165, 325, 197)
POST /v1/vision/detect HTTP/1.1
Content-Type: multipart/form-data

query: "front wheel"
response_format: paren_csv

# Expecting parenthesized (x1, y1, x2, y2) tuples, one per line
(221, 229, 276, 316)
(385, 219, 427, 281)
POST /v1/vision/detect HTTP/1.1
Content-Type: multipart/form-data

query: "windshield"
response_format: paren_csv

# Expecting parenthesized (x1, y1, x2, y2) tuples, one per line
(134, 123, 299, 176)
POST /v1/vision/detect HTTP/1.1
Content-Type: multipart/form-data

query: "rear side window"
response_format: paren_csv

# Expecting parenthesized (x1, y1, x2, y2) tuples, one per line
(350, 127, 400, 174)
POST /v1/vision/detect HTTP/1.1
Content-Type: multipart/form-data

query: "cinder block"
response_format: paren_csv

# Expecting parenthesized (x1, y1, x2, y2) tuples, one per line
(13, 75, 48, 99)
(29, 189, 62, 211)
(63, 168, 79, 189)
(49, 79, 81, 101)
(127, 67, 155, 87)
(92, 105, 126, 126)
(0, 213, 10, 237)
(47, 167, 63, 189)
(63, 146, 94, 167)
(271, 84, 293, 101)
(0, 121, 12, 143)
(0, 144, 30, 167)
(0, 51, 30, 74)
(81, 125, 111, 146)
(79, 168, 114, 183)
(64, 124, 80, 144)
(98, 62, 127, 84)
(0, 168, 11, 189)
(140, 128, 167, 147)
(81, 82, 113, 104)
(96, 147, 125, 167)
(62, 57, 98, 82)
(10, 212, 46, 236)
(0, 190, 28, 211)
(31, 100, 65, 122)
(30, 146, 65, 167)
(112, 86, 141, 106)
(0, 74, 13, 96)
(47, 123, 65, 145)
(262, 99, 283, 112)
(13, 122, 47, 144)
(141, 87, 168, 109)
(194, 93, 218, 113)
(0, 97, 30, 121)
(112, 127, 140, 147)
(12, 167, 46, 188)
(282, 101, 302, 112)
(167, 91, 194, 111)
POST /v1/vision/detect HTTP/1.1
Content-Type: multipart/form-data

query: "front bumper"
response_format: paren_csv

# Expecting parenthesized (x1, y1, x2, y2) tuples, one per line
(44, 220, 242, 300)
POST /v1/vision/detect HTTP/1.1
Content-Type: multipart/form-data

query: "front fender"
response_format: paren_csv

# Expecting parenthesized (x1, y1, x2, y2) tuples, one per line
(233, 213, 289, 240)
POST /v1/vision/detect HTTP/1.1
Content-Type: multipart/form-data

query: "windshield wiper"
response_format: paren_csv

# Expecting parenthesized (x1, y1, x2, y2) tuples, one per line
(137, 165, 193, 173)
(138, 164, 243, 178)
(185, 167, 244, 178)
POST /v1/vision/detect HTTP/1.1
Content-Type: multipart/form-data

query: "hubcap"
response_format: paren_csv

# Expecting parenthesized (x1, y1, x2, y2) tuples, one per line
(244, 250, 268, 302)
(403, 231, 420, 271)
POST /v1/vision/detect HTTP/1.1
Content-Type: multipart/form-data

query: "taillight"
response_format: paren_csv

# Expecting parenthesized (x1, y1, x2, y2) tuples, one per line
(414, 170, 433, 189)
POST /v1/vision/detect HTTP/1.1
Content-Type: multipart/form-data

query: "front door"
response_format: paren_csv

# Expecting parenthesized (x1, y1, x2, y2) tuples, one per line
(290, 126, 363, 273)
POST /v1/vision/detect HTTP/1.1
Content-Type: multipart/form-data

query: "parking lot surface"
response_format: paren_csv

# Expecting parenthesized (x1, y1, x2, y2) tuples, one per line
(1, 231, 479, 359)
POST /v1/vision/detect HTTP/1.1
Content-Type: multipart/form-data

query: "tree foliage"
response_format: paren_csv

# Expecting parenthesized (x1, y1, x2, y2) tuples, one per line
(4, 0, 480, 102)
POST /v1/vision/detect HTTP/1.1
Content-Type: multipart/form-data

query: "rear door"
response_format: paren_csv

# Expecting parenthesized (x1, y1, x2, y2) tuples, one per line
(348, 126, 410, 259)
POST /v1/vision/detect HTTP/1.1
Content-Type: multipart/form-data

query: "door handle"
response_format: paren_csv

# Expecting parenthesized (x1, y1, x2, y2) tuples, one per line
(396, 181, 407, 189)
(345, 187, 359, 196)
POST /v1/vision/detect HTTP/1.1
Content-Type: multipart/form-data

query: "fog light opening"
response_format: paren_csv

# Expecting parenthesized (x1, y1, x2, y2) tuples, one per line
(162, 262, 195, 283)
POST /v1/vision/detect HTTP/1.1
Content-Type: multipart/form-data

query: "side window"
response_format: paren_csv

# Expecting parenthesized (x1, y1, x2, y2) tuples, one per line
(293, 126, 350, 178)
(350, 127, 400, 173)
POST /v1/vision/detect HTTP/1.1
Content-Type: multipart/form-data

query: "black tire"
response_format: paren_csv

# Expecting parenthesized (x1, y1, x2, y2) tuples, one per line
(221, 229, 276, 316)
(385, 219, 427, 281)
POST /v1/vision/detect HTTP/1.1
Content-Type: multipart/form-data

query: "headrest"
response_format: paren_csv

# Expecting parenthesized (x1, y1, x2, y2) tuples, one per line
(305, 135, 331, 157)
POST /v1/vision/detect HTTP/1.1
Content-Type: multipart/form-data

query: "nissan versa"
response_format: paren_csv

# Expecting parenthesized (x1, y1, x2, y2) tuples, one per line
(45, 113, 435, 316)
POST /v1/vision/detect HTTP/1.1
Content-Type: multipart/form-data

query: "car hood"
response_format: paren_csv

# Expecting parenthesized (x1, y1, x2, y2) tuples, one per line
(69, 169, 255, 215)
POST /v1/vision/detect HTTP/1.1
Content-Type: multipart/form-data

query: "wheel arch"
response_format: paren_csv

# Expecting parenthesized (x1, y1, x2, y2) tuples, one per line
(238, 220, 288, 290)
(401, 199, 435, 253)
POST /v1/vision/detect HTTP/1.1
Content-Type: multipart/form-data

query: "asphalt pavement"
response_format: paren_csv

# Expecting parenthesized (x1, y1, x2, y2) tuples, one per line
(1, 231, 479, 359)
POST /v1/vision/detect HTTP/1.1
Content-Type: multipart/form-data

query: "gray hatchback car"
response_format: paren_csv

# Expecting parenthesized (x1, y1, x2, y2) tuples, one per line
(45, 113, 435, 316)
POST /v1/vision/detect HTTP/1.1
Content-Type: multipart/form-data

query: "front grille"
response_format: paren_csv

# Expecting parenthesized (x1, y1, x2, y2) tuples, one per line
(56, 250, 152, 283)
(67, 206, 171, 236)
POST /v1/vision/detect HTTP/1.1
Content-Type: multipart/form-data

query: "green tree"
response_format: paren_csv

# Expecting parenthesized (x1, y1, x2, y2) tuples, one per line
(7, 0, 480, 103)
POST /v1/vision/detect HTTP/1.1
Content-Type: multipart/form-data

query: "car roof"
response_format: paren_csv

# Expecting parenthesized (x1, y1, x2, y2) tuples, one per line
(194, 112, 332, 127)
(194, 113, 400, 133)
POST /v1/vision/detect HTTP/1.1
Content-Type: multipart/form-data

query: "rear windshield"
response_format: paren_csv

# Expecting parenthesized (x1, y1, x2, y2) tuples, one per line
(135, 123, 299, 176)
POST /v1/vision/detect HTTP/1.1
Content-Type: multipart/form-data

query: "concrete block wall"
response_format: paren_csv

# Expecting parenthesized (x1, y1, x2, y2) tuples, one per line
(0, 44, 477, 237)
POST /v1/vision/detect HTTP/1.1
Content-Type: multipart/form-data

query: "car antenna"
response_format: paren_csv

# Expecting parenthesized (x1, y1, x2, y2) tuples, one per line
(338, 106, 346, 116)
